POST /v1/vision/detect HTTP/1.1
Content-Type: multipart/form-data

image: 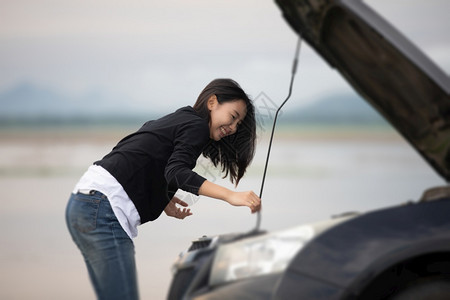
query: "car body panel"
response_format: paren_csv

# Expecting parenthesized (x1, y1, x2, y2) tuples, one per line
(275, 0, 450, 181)
(273, 272, 343, 300)
(274, 198, 450, 299)
(191, 273, 281, 300)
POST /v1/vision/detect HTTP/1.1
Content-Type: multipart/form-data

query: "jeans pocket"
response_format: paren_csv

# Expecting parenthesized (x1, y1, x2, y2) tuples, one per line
(68, 193, 101, 233)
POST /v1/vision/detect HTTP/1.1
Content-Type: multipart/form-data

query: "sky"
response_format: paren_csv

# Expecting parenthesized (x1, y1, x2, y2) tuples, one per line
(1, 0, 449, 114)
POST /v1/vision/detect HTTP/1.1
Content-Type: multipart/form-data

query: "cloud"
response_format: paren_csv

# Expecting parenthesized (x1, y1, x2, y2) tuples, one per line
(0, 0, 448, 114)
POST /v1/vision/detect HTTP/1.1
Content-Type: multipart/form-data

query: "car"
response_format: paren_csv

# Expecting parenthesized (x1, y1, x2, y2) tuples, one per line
(167, 0, 450, 299)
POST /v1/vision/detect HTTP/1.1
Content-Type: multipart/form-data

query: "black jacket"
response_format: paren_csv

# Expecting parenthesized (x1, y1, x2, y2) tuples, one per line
(95, 106, 210, 223)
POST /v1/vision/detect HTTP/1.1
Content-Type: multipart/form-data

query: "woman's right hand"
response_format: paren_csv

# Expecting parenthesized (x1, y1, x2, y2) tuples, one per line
(226, 190, 261, 213)
(198, 180, 262, 213)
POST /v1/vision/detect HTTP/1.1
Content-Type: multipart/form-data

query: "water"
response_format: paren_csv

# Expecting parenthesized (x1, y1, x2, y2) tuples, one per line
(0, 127, 444, 299)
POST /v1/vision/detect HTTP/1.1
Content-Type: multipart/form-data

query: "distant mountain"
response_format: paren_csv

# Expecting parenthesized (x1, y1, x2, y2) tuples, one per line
(0, 82, 387, 126)
(0, 82, 66, 117)
(279, 93, 387, 125)
(0, 82, 149, 117)
(0, 82, 160, 125)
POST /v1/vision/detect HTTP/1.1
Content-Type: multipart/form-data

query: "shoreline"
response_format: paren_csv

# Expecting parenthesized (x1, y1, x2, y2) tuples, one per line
(0, 122, 398, 142)
(0, 124, 403, 179)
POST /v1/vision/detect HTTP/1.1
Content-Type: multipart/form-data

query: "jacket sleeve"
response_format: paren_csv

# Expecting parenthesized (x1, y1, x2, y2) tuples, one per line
(165, 118, 210, 196)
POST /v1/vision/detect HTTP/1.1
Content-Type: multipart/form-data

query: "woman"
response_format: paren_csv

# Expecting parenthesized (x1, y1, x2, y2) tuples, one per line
(66, 78, 261, 299)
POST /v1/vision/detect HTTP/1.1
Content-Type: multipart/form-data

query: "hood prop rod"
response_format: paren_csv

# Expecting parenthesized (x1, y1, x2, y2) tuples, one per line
(253, 37, 302, 233)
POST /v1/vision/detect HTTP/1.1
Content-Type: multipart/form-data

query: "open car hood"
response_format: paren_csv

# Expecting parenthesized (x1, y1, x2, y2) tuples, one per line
(275, 0, 450, 181)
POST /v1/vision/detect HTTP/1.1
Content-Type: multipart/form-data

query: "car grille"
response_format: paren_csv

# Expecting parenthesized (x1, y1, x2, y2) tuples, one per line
(188, 236, 212, 251)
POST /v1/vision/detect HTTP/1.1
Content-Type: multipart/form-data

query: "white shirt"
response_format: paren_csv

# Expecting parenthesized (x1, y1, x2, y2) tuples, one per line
(72, 165, 141, 239)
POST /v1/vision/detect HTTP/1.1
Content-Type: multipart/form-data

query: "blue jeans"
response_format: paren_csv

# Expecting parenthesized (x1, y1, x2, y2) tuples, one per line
(66, 190, 139, 300)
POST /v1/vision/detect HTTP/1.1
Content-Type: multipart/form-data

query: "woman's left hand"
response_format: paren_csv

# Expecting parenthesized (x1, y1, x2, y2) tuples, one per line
(164, 196, 193, 219)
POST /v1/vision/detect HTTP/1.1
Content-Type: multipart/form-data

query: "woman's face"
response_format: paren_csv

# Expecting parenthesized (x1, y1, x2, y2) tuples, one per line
(208, 96, 247, 141)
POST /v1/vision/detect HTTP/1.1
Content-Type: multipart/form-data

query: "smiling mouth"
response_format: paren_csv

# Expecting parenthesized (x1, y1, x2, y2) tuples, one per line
(220, 126, 228, 138)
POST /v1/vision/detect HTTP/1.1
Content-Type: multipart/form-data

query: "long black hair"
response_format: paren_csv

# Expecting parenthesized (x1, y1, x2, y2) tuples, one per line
(193, 78, 256, 185)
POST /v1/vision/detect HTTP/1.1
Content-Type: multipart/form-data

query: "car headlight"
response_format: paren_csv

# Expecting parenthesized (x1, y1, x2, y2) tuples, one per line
(209, 217, 353, 286)
(209, 225, 313, 286)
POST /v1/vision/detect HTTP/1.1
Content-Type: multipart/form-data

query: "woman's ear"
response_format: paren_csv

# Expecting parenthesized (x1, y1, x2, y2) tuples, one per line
(207, 94, 218, 111)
